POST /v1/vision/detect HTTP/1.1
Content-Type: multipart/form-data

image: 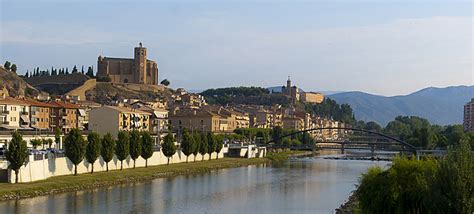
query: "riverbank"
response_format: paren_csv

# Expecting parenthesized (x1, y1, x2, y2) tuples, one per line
(266, 150, 313, 161)
(0, 157, 270, 201)
(335, 191, 360, 213)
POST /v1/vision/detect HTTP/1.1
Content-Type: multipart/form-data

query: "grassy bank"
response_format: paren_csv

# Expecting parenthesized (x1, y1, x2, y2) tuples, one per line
(0, 157, 270, 201)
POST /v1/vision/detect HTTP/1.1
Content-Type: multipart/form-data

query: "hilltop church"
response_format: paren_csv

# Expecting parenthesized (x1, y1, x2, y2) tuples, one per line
(97, 43, 159, 85)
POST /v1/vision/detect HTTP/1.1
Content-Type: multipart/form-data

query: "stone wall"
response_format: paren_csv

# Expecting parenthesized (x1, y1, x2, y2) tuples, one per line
(8, 147, 229, 183)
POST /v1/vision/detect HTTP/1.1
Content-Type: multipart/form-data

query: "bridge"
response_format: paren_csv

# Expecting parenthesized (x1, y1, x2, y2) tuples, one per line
(264, 127, 446, 159)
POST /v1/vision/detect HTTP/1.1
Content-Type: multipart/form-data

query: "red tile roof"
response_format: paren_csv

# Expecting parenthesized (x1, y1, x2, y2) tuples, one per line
(48, 101, 80, 109)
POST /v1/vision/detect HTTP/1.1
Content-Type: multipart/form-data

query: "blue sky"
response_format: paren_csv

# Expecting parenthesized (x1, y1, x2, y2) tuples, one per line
(1, 0, 472, 96)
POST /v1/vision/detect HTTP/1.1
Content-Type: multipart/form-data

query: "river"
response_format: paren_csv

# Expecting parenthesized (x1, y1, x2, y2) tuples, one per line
(0, 155, 389, 214)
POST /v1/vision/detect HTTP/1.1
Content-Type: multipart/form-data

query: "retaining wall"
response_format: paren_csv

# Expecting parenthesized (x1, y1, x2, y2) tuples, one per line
(8, 147, 228, 183)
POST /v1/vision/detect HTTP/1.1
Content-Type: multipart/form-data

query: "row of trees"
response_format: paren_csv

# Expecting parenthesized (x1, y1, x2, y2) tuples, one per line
(233, 127, 315, 146)
(357, 139, 473, 213)
(25, 65, 94, 78)
(3, 61, 17, 73)
(175, 129, 224, 163)
(63, 129, 155, 175)
(5, 128, 226, 182)
(355, 116, 474, 148)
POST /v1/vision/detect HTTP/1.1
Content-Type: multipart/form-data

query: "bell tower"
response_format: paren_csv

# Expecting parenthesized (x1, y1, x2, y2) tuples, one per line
(134, 42, 147, 84)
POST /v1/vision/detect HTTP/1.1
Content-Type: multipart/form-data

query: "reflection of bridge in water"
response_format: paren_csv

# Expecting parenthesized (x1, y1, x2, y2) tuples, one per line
(265, 127, 448, 159)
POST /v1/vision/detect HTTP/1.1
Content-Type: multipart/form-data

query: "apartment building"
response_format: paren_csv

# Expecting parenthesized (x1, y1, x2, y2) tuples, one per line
(22, 99, 55, 131)
(49, 101, 79, 133)
(464, 98, 474, 132)
(88, 105, 151, 137)
(169, 108, 224, 133)
(0, 97, 30, 130)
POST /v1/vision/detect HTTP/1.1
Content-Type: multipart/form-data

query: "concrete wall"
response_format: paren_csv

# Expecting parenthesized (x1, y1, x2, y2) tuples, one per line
(0, 134, 59, 149)
(8, 147, 229, 183)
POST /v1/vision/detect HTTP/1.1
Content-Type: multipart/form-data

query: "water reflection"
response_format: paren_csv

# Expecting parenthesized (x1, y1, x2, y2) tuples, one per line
(0, 157, 388, 214)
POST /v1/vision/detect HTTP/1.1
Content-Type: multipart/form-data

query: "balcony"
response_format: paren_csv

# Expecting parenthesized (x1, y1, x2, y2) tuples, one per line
(0, 110, 9, 114)
(21, 111, 29, 115)
(1, 121, 8, 125)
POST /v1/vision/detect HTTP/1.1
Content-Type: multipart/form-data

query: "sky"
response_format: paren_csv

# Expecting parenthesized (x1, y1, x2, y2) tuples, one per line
(1, 0, 472, 96)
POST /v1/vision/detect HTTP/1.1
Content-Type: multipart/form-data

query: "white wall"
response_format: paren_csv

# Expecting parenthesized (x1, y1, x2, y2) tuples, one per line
(8, 147, 230, 183)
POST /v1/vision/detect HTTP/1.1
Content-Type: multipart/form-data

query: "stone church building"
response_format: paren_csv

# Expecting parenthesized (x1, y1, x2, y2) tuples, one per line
(97, 43, 159, 85)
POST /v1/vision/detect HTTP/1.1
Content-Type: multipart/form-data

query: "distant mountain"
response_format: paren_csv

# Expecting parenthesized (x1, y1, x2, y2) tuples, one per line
(329, 86, 474, 126)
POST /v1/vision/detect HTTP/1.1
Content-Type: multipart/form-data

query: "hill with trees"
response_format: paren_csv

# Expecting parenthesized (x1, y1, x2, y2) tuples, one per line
(200, 86, 290, 106)
(0, 66, 41, 97)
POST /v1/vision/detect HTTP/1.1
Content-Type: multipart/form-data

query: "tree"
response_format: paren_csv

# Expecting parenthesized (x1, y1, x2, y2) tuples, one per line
(4, 61, 11, 70)
(141, 131, 154, 167)
(215, 135, 224, 159)
(41, 138, 49, 149)
(101, 133, 115, 171)
(54, 127, 61, 148)
(180, 129, 194, 162)
(160, 79, 170, 86)
(192, 132, 201, 162)
(272, 126, 283, 145)
(81, 65, 84, 74)
(64, 129, 87, 175)
(129, 130, 142, 168)
(25, 71, 29, 78)
(199, 132, 208, 160)
(72, 65, 78, 73)
(86, 66, 94, 78)
(11, 64, 17, 73)
(86, 132, 101, 174)
(30, 139, 42, 149)
(429, 139, 474, 213)
(46, 139, 53, 149)
(207, 132, 217, 160)
(162, 131, 176, 165)
(116, 131, 130, 170)
(5, 132, 29, 183)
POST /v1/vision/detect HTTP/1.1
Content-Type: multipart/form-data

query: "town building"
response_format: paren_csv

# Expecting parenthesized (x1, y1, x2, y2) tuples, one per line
(0, 96, 30, 130)
(169, 108, 225, 133)
(464, 98, 474, 132)
(301, 92, 324, 104)
(74, 100, 101, 130)
(88, 105, 151, 137)
(22, 99, 56, 131)
(97, 43, 159, 85)
(131, 104, 169, 135)
(49, 101, 79, 133)
(281, 76, 324, 104)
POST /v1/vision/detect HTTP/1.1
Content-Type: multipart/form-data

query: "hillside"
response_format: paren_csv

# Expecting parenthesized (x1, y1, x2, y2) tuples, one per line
(329, 86, 474, 126)
(86, 82, 172, 104)
(200, 87, 290, 106)
(24, 73, 90, 95)
(0, 67, 41, 97)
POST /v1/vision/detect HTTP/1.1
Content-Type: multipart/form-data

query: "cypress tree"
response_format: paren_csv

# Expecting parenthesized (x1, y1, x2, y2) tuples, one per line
(86, 132, 101, 174)
(199, 132, 208, 161)
(64, 129, 87, 175)
(116, 131, 130, 170)
(192, 132, 201, 162)
(180, 129, 194, 163)
(101, 133, 115, 172)
(162, 131, 176, 165)
(5, 131, 29, 183)
(129, 130, 142, 168)
(141, 131, 154, 167)
(207, 132, 217, 160)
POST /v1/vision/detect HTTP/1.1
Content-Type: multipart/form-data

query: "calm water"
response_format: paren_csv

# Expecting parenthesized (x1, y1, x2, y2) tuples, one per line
(0, 156, 389, 214)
